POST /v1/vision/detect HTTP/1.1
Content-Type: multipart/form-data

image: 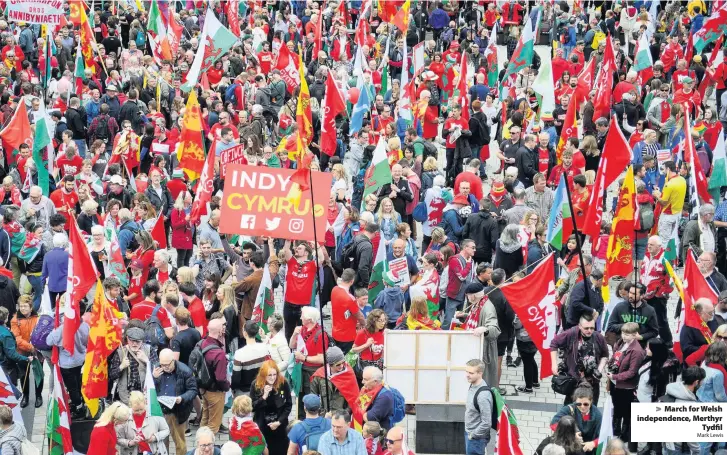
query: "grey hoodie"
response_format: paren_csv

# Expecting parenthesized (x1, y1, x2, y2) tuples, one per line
(0, 423, 27, 455)
(663, 382, 700, 455)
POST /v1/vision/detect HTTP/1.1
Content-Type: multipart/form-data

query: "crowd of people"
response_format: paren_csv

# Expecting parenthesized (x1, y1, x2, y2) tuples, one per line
(0, 1, 726, 455)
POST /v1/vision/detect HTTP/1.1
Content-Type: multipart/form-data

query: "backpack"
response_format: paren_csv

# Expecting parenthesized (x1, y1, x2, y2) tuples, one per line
(558, 25, 570, 44)
(411, 138, 438, 161)
(143, 305, 168, 349)
(412, 201, 428, 223)
(120, 224, 141, 252)
(189, 340, 223, 389)
(387, 386, 407, 427)
(135, 30, 145, 48)
(340, 236, 365, 271)
(29, 314, 54, 351)
(637, 203, 655, 232)
(300, 421, 327, 452)
(225, 83, 239, 107)
(1, 436, 39, 455)
(591, 30, 606, 50)
(95, 115, 110, 142)
(472, 385, 499, 431)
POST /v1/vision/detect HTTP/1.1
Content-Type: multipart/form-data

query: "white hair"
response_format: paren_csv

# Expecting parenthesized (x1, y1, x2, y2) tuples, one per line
(91, 225, 104, 236)
(155, 249, 170, 263)
(252, 104, 263, 115)
(363, 366, 383, 382)
(433, 175, 446, 187)
(360, 211, 375, 225)
(220, 442, 242, 455)
(543, 444, 566, 455)
(196, 427, 215, 443)
(53, 233, 68, 249)
(301, 306, 320, 324)
(648, 235, 662, 247)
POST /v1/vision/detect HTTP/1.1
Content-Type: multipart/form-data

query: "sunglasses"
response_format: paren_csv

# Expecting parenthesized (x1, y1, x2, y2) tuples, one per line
(386, 439, 402, 445)
(575, 402, 591, 408)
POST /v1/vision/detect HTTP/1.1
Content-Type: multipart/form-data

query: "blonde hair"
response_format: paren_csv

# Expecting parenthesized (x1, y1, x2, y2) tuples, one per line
(177, 266, 197, 284)
(409, 296, 429, 319)
(129, 390, 146, 408)
(95, 401, 130, 427)
(423, 156, 438, 172)
(387, 136, 401, 151)
(231, 395, 253, 417)
(174, 191, 185, 210)
(218, 284, 237, 314)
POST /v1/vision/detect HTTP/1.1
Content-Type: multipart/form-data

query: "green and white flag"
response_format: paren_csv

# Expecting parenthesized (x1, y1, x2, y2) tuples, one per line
(147, 0, 165, 35)
(546, 174, 571, 250)
(252, 263, 275, 333)
(595, 397, 614, 455)
(531, 55, 555, 115)
(182, 8, 238, 92)
(709, 130, 726, 202)
(47, 365, 73, 455)
(633, 32, 653, 72)
(145, 358, 163, 417)
(32, 117, 51, 197)
(502, 8, 539, 82)
(361, 137, 392, 204)
(368, 234, 389, 304)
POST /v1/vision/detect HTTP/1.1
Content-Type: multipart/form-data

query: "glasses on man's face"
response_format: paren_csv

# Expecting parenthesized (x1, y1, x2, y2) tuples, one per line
(199, 443, 214, 450)
(575, 402, 591, 408)
(160, 361, 174, 368)
(386, 439, 402, 445)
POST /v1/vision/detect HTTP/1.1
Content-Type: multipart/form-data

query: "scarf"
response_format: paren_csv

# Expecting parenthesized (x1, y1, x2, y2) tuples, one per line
(358, 382, 384, 414)
(230, 416, 266, 455)
(406, 313, 441, 330)
(708, 363, 727, 395)
(464, 296, 488, 331)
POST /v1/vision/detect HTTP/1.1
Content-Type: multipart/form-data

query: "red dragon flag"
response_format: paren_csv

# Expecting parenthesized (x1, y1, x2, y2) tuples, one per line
(554, 93, 578, 163)
(189, 144, 216, 224)
(582, 115, 633, 238)
(63, 216, 99, 354)
(683, 111, 712, 205)
(321, 70, 347, 156)
(499, 254, 557, 379)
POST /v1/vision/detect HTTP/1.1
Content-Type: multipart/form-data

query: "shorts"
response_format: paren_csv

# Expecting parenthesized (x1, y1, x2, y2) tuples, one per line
(497, 340, 509, 357)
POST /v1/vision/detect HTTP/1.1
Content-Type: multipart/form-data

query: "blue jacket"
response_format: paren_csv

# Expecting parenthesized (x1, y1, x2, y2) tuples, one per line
(42, 247, 69, 293)
(429, 8, 449, 29)
(440, 205, 464, 243)
(374, 287, 406, 322)
(118, 220, 141, 255)
(696, 364, 727, 402)
(365, 386, 394, 432)
(85, 100, 101, 124)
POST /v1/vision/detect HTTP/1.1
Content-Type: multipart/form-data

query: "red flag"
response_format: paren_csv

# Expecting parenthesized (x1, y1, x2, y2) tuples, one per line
(0, 100, 32, 165)
(227, 0, 241, 37)
(684, 112, 712, 204)
(391, 0, 411, 33)
(313, 14, 324, 57)
(682, 251, 717, 343)
(554, 94, 578, 163)
(499, 254, 557, 380)
(575, 57, 595, 100)
(582, 115, 633, 238)
(355, 14, 371, 48)
(685, 32, 695, 69)
(63, 216, 99, 354)
(150, 214, 167, 249)
(457, 52, 470, 124)
(167, 17, 184, 58)
(321, 70, 346, 156)
(337, 0, 351, 29)
(709, 35, 724, 66)
(69, 0, 87, 26)
(189, 147, 215, 224)
(273, 44, 301, 93)
(592, 37, 615, 120)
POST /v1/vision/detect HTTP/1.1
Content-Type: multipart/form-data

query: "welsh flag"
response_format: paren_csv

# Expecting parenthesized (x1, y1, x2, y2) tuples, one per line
(545, 174, 572, 251)
(18, 233, 42, 264)
(493, 388, 524, 455)
(531, 56, 555, 118)
(483, 25, 499, 88)
(502, 8, 539, 83)
(694, 3, 727, 53)
(0, 365, 22, 426)
(368, 234, 389, 304)
(105, 226, 129, 288)
(230, 418, 266, 455)
(410, 268, 440, 318)
(251, 263, 275, 333)
(145, 354, 163, 417)
(361, 137, 392, 203)
(73, 42, 85, 96)
(633, 32, 654, 83)
(595, 397, 614, 455)
(709, 129, 727, 202)
(182, 8, 238, 92)
(47, 364, 73, 455)
(33, 113, 51, 197)
(0, 97, 32, 165)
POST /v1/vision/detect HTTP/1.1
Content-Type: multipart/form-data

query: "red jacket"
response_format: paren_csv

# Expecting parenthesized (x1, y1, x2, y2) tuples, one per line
(170, 208, 194, 249)
(87, 422, 118, 455)
(166, 178, 187, 202)
(0, 186, 21, 206)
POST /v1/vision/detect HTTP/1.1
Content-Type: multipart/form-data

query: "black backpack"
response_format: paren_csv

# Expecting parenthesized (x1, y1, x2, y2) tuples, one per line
(411, 138, 438, 161)
(188, 340, 224, 389)
(558, 25, 570, 44)
(638, 203, 655, 232)
(143, 305, 168, 349)
(95, 115, 110, 141)
(473, 386, 499, 431)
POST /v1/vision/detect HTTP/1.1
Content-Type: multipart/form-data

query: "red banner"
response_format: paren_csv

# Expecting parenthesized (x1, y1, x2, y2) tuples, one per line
(219, 164, 332, 242)
(219, 144, 247, 177)
(499, 254, 557, 380)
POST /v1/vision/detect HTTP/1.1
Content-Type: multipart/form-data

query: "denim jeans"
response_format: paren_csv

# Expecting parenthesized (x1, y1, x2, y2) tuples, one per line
(27, 275, 43, 311)
(443, 297, 464, 330)
(73, 139, 87, 156)
(465, 431, 488, 455)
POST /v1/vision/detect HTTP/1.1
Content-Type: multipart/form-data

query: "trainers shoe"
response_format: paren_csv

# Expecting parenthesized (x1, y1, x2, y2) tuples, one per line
(516, 386, 533, 394)
(506, 356, 515, 367)
(185, 427, 192, 436)
(513, 356, 522, 367)
(218, 425, 229, 434)
(533, 382, 541, 389)
(498, 387, 508, 396)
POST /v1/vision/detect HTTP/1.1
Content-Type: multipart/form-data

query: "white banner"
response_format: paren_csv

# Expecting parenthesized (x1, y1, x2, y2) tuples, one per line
(632, 403, 726, 442)
(7, 0, 64, 25)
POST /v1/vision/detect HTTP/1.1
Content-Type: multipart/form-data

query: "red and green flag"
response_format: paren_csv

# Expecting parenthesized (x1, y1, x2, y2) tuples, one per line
(230, 419, 266, 455)
(494, 388, 524, 455)
(47, 364, 74, 455)
(361, 137, 392, 203)
(251, 263, 275, 333)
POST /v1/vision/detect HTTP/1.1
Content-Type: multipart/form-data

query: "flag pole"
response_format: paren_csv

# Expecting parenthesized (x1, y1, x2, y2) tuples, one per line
(562, 177, 592, 310)
(306, 169, 332, 412)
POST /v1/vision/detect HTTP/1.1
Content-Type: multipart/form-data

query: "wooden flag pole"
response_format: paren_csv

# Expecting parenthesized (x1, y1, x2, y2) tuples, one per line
(562, 175, 592, 312)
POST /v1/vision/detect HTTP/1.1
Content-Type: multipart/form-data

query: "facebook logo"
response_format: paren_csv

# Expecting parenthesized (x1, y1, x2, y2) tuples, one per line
(240, 215, 256, 229)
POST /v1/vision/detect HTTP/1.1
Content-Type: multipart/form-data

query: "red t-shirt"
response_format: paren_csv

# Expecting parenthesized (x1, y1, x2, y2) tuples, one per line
(572, 150, 586, 171)
(331, 286, 359, 342)
(285, 257, 317, 306)
(130, 300, 172, 328)
(56, 155, 84, 177)
(127, 275, 145, 307)
(49, 189, 79, 230)
(209, 123, 241, 142)
(355, 329, 384, 361)
(444, 117, 469, 148)
(301, 324, 330, 368)
(187, 296, 208, 337)
(258, 51, 273, 74)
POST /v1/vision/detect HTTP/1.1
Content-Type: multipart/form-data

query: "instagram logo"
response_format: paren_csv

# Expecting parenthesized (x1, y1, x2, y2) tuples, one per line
(288, 218, 304, 234)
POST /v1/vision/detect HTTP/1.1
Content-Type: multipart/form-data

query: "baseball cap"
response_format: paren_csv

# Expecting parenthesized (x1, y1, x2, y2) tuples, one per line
(110, 175, 123, 185)
(302, 394, 321, 411)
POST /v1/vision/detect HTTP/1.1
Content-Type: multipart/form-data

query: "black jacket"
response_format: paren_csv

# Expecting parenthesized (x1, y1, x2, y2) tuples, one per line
(485, 286, 515, 342)
(378, 178, 413, 219)
(119, 99, 145, 135)
(153, 360, 197, 424)
(680, 319, 721, 363)
(606, 300, 660, 346)
(352, 234, 373, 290)
(145, 184, 174, 218)
(0, 277, 19, 322)
(566, 279, 604, 326)
(468, 112, 491, 148)
(462, 211, 498, 263)
(515, 145, 537, 187)
(65, 107, 87, 140)
(0, 229, 9, 268)
(612, 100, 646, 135)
